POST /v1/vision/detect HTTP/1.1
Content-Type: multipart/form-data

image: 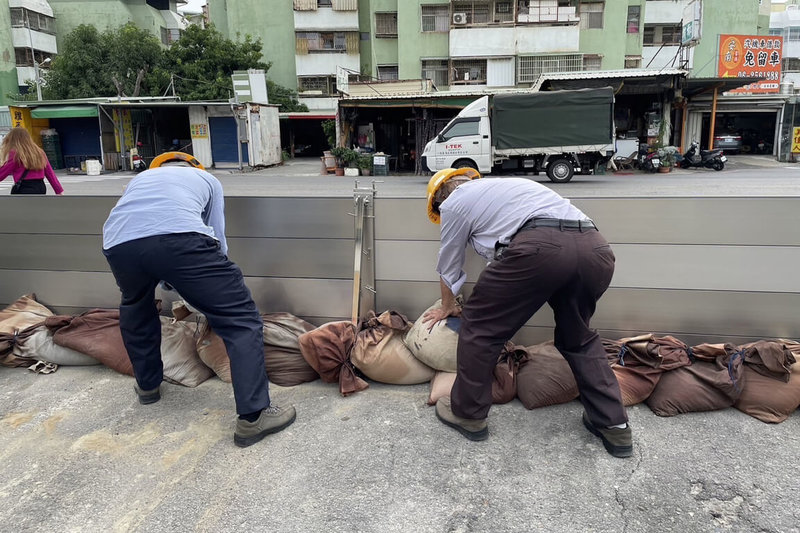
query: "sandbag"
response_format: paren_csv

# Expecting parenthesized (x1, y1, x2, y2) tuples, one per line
(262, 312, 319, 387)
(197, 326, 231, 383)
(646, 343, 745, 417)
(0, 294, 54, 334)
(12, 326, 100, 366)
(351, 310, 434, 385)
(427, 371, 457, 405)
(734, 341, 800, 423)
(299, 321, 368, 396)
(159, 316, 215, 388)
(611, 364, 662, 406)
(1, 323, 42, 368)
(45, 309, 133, 376)
(516, 341, 579, 409)
(492, 343, 529, 404)
(403, 300, 459, 372)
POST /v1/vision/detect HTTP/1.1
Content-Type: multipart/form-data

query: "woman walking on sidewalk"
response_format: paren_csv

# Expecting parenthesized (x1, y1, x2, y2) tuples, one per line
(0, 127, 64, 195)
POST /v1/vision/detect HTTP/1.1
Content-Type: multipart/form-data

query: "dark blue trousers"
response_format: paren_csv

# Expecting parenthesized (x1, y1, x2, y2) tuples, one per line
(103, 232, 270, 415)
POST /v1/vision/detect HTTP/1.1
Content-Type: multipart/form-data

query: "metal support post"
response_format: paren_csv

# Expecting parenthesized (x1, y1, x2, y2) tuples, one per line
(350, 180, 377, 323)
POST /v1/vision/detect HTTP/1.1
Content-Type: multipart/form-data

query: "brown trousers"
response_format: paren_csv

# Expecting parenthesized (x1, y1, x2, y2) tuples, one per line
(451, 225, 628, 427)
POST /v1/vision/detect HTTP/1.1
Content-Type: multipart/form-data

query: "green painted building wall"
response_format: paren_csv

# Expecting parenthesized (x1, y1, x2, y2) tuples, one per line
(691, 0, 767, 78)
(49, 0, 164, 47)
(208, 0, 296, 90)
(0, 0, 18, 103)
(579, 0, 644, 71)
(397, 0, 448, 82)
(363, 0, 398, 78)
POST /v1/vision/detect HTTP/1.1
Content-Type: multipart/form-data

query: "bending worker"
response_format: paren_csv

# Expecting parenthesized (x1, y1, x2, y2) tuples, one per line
(102, 152, 295, 448)
(423, 169, 631, 458)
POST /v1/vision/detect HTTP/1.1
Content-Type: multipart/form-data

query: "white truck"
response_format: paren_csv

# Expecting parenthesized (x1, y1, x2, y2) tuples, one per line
(421, 87, 616, 183)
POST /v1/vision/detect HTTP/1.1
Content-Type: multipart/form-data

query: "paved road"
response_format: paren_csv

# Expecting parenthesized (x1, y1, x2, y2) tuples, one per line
(4, 154, 799, 198)
(1, 153, 799, 532)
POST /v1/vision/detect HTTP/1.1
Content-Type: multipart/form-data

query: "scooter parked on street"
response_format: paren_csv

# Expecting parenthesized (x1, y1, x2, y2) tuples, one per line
(680, 141, 726, 171)
(637, 143, 660, 173)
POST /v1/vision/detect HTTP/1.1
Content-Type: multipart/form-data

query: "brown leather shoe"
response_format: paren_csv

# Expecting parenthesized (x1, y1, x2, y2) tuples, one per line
(234, 405, 297, 448)
(582, 412, 633, 458)
(435, 397, 488, 441)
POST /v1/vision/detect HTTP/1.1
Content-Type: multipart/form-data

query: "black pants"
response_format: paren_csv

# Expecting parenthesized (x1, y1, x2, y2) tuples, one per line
(103, 232, 270, 415)
(11, 179, 46, 194)
(451, 226, 628, 428)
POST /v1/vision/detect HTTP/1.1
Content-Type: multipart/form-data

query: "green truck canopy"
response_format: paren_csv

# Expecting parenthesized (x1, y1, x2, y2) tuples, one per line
(491, 87, 614, 150)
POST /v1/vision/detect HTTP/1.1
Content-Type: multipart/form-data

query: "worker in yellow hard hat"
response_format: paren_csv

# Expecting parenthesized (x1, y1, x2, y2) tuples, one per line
(102, 155, 296, 448)
(423, 170, 631, 458)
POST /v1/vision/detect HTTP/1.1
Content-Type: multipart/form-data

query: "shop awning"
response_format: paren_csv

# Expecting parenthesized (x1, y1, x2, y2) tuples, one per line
(31, 105, 99, 119)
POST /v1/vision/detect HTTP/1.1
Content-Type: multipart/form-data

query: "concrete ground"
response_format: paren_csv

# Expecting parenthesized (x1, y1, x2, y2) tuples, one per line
(1, 154, 799, 532)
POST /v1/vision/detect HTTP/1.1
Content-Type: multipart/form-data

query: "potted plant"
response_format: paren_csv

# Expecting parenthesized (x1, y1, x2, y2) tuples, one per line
(657, 146, 678, 172)
(357, 154, 373, 176)
(329, 146, 349, 176)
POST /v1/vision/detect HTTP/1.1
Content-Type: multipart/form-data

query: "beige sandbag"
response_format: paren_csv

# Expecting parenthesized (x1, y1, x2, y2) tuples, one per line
(170, 302, 231, 383)
(403, 300, 459, 372)
(352, 311, 435, 385)
(13, 326, 100, 366)
(159, 316, 215, 387)
(0, 294, 54, 334)
(428, 371, 457, 405)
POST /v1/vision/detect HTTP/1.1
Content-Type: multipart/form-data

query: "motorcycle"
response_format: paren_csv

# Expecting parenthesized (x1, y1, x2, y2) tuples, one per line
(680, 141, 726, 171)
(132, 153, 147, 172)
(637, 143, 660, 173)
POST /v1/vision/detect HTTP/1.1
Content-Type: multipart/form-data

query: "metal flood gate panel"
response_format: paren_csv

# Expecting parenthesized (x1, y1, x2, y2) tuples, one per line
(0, 194, 799, 346)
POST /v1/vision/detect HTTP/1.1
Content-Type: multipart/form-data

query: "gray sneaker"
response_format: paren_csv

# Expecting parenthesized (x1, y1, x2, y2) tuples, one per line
(134, 383, 161, 405)
(582, 412, 633, 458)
(234, 405, 297, 448)
(435, 397, 488, 441)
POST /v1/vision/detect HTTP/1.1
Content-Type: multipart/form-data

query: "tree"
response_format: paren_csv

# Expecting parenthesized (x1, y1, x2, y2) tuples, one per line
(43, 24, 163, 99)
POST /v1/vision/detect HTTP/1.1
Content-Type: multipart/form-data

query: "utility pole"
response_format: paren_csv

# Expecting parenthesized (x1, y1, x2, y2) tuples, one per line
(24, 10, 42, 101)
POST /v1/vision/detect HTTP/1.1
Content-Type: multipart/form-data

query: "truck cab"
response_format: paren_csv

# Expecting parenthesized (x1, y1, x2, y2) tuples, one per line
(422, 96, 492, 173)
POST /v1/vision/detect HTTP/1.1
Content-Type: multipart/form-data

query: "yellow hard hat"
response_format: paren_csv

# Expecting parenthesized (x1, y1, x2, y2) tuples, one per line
(149, 151, 205, 170)
(426, 167, 481, 224)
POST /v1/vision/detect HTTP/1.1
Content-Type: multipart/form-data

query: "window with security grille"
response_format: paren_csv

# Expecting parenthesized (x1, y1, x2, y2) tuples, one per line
(376, 12, 398, 37)
(578, 2, 603, 30)
(627, 6, 640, 34)
(517, 54, 583, 82)
(452, 2, 491, 24)
(783, 58, 800, 72)
(451, 59, 487, 84)
(422, 59, 449, 87)
(643, 24, 681, 46)
(298, 76, 337, 94)
(583, 55, 602, 71)
(299, 32, 349, 52)
(422, 5, 450, 32)
(624, 56, 642, 69)
(789, 27, 800, 41)
(14, 48, 51, 67)
(10, 8, 56, 34)
(318, 0, 332, 6)
(770, 28, 783, 37)
(377, 65, 399, 80)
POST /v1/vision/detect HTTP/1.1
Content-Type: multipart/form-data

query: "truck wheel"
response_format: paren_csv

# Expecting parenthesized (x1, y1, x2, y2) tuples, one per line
(547, 159, 574, 183)
(453, 159, 477, 170)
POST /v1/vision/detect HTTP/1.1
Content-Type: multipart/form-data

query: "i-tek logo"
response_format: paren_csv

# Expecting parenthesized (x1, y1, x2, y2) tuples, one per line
(446, 144, 462, 150)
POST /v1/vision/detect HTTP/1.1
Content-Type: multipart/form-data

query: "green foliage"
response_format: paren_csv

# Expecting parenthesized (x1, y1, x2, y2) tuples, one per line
(43, 24, 163, 99)
(40, 22, 304, 110)
(321, 119, 336, 148)
(657, 146, 679, 167)
(156, 24, 269, 101)
(357, 154, 373, 170)
(330, 146, 360, 167)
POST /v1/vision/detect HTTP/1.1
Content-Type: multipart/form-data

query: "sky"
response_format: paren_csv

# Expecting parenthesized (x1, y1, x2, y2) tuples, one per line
(177, 0, 207, 15)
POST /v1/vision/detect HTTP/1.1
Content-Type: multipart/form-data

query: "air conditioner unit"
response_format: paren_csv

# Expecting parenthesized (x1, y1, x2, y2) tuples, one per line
(453, 12, 467, 24)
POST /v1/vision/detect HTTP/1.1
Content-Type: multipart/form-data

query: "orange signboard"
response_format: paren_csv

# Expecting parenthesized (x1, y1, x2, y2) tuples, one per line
(718, 34, 783, 94)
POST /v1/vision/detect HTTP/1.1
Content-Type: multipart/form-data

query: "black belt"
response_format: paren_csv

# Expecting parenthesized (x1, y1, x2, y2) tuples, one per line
(518, 217, 596, 232)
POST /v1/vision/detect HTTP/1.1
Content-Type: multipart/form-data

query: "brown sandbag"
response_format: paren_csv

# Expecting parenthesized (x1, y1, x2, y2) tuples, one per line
(351, 310, 434, 385)
(646, 343, 745, 417)
(262, 312, 319, 387)
(1, 323, 43, 368)
(492, 343, 529, 404)
(0, 294, 54, 334)
(159, 316, 215, 388)
(299, 321, 368, 396)
(516, 341, 579, 409)
(611, 364, 663, 406)
(734, 341, 800, 423)
(45, 309, 133, 376)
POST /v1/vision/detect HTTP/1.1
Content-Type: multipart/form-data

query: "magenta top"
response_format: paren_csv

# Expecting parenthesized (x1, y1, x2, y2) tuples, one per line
(0, 149, 64, 194)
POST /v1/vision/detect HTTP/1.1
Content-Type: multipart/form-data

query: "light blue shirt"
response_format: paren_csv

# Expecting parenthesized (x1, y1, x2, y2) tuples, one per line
(102, 167, 228, 255)
(436, 177, 587, 295)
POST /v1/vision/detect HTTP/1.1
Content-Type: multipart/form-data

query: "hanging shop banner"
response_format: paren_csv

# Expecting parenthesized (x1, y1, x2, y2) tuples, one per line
(792, 127, 800, 154)
(718, 35, 783, 94)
